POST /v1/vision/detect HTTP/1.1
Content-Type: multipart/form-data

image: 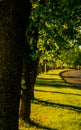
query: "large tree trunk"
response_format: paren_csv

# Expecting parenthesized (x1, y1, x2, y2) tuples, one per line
(0, 1, 31, 130)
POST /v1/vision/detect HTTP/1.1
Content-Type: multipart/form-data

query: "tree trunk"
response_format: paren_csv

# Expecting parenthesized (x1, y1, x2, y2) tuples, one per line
(20, 89, 31, 122)
(30, 57, 39, 99)
(0, 1, 31, 130)
(20, 63, 32, 121)
(20, 23, 39, 121)
(20, 57, 39, 121)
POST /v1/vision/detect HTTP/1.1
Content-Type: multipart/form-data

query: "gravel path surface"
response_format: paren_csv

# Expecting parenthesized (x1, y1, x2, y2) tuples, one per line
(61, 70, 81, 88)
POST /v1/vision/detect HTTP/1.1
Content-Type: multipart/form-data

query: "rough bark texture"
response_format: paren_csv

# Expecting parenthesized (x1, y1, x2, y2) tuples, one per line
(0, 0, 31, 130)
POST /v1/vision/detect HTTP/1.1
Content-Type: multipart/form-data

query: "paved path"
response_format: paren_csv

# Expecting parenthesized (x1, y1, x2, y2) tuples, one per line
(61, 70, 81, 88)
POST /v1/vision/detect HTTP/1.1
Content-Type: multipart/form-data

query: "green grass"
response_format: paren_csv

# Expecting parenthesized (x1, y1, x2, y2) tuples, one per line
(19, 69, 81, 130)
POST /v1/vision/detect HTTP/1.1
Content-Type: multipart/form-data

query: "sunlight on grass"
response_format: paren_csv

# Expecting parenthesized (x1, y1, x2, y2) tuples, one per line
(19, 69, 81, 130)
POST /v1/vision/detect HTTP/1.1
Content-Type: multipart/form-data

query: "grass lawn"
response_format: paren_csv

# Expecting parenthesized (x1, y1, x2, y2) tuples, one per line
(19, 69, 81, 130)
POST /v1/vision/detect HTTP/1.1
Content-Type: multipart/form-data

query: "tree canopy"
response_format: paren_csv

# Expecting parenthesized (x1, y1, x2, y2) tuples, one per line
(25, 0, 81, 66)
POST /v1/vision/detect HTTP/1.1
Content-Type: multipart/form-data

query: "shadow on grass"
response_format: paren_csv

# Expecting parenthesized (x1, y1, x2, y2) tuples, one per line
(36, 78, 77, 89)
(46, 74, 59, 75)
(33, 98, 81, 113)
(35, 89, 81, 97)
(26, 120, 58, 130)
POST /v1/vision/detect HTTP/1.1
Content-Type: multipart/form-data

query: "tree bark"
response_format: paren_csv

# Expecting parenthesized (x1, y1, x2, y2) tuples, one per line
(30, 57, 39, 99)
(0, 1, 31, 130)
(20, 24, 39, 121)
(20, 63, 32, 121)
(20, 57, 39, 121)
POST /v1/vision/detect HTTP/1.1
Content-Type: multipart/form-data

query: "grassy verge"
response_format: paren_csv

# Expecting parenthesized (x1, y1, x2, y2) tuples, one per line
(19, 69, 81, 130)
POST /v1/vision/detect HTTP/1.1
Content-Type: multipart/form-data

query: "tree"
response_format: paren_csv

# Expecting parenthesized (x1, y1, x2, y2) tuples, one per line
(20, 22, 39, 121)
(20, 0, 81, 122)
(0, 0, 31, 130)
(74, 46, 81, 69)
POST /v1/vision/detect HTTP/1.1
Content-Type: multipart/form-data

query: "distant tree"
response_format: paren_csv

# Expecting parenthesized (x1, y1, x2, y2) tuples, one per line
(74, 47, 81, 69)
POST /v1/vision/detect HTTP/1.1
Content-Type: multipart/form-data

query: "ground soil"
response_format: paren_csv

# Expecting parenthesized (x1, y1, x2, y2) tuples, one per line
(61, 69, 81, 89)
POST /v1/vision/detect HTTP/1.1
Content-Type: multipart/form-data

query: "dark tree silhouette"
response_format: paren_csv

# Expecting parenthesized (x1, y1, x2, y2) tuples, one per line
(0, 0, 31, 130)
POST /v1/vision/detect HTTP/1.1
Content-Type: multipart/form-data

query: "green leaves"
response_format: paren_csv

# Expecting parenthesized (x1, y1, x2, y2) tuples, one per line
(24, 0, 81, 67)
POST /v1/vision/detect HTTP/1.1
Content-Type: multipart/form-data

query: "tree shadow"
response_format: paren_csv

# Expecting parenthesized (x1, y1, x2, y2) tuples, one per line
(46, 74, 59, 75)
(36, 70, 80, 90)
(26, 120, 58, 130)
(35, 89, 81, 97)
(37, 77, 59, 81)
(36, 77, 77, 89)
(33, 98, 81, 113)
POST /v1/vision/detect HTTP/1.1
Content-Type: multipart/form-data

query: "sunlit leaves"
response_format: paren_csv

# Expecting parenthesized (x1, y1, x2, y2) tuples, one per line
(25, 0, 81, 66)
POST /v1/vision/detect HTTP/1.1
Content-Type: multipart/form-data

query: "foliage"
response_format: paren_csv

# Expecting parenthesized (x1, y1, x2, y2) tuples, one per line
(74, 47, 81, 66)
(24, 0, 81, 68)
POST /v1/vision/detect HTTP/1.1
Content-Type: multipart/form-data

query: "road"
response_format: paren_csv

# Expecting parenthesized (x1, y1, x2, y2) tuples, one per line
(61, 70, 81, 88)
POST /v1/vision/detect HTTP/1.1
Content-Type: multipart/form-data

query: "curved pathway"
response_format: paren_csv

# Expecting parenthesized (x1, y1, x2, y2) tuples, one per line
(61, 70, 81, 88)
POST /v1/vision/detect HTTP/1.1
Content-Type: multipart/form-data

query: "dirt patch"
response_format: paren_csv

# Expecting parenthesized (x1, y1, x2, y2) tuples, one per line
(60, 70, 81, 89)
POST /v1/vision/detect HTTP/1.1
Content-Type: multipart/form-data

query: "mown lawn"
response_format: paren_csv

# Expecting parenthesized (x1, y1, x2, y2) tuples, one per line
(19, 69, 81, 130)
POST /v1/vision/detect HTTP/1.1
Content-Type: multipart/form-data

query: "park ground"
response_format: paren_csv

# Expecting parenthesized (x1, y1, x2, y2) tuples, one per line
(19, 69, 81, 130)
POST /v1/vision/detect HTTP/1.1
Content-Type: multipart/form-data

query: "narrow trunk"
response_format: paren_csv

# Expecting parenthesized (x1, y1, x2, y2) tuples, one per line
(20, 89, 31, 121)
(20, 23, 39, 121)
(20, 63, 32, 121)
(31, 57, 39, 99)
(20, 57, 39, 121)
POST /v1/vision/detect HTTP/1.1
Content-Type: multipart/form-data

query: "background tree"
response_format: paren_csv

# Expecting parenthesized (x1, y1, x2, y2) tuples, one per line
(20, 0, 81, 122)
(74, 46, 81, 69)
(20, 24, 39, 121)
